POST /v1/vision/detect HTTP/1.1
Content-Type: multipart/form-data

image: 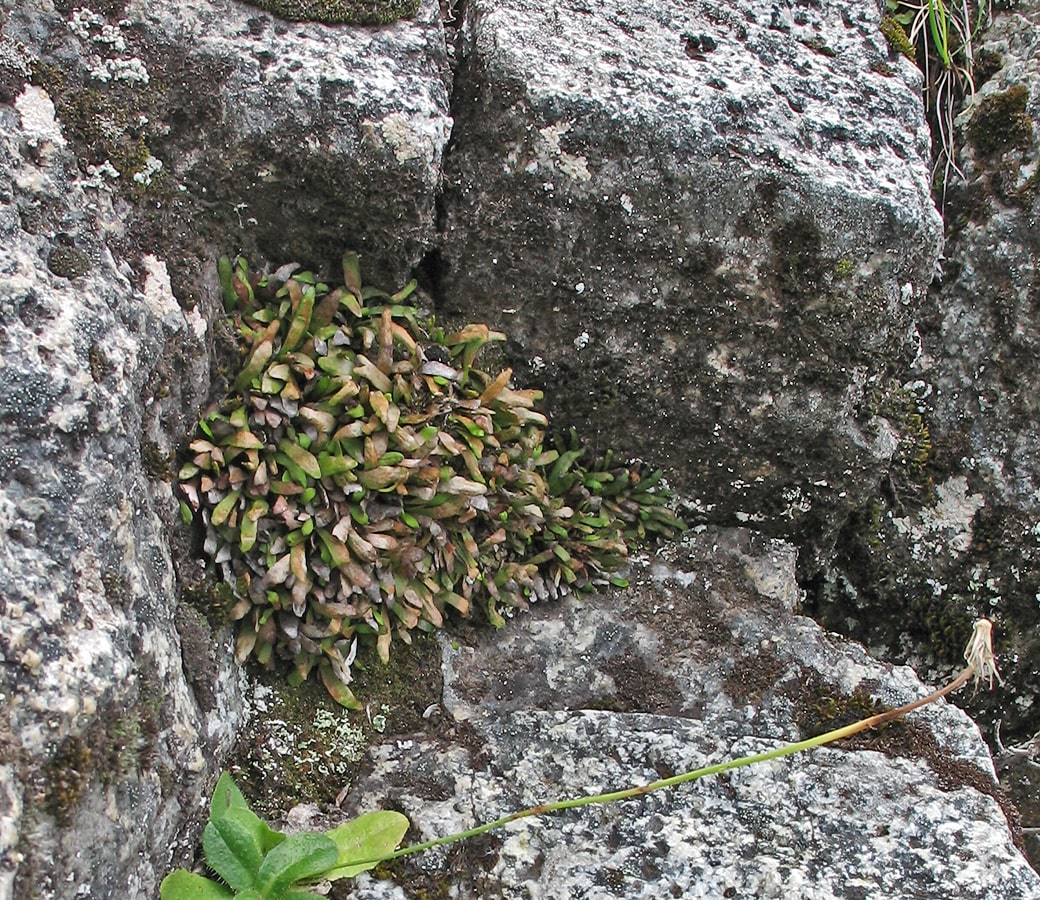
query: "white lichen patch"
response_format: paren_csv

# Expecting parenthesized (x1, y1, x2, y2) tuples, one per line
(14, 86, 66, 150)
(140, 255, 179, 321)
(93, 56, 150, 84)
(132, 154, 163, 186)
(537, 121, 591, 181)
(892, 476, 985, 558)
(363, 111, 448, 169)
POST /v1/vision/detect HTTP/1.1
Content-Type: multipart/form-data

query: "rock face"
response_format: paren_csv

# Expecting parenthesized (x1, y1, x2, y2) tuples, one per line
(805, 0, 1040, 864)
(2, 0, 452, 290)
(1, 0, 1035, 896)
(0, 1, 451, 897)
(339, 530, 1039, 899)
(0, 77, 244, 897)
(437, 0, 943, 567)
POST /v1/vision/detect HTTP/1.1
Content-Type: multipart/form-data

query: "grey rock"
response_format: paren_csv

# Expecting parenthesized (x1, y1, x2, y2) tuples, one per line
(806, 1, 1040, 864)
(437, 0, 943, 566)
(0, 1, 453, 895)
(0, 81, 245, 899)
(341, 530, 1038, 898)
(2, 0, 452, 286)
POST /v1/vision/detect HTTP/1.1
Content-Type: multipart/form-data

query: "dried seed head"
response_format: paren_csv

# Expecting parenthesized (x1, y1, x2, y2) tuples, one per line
(964, 618, 1004, 692)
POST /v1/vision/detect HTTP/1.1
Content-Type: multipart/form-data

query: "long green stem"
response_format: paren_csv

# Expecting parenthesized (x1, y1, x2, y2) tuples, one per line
(352, 664, 975, 867)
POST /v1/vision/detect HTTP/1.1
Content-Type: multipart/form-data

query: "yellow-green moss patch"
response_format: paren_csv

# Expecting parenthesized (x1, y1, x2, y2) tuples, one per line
(241, 0, 421, 25)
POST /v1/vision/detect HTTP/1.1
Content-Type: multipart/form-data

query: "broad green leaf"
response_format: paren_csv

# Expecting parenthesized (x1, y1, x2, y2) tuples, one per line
(255, 832, 339, 896)
(210, 772, 249, 820)
(324, 811, 410, 880)
(159, 870, 233, 900)
(202, 814, 263, 892)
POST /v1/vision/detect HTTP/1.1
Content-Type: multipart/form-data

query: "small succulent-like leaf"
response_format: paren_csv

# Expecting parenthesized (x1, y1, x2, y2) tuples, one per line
(282, 282, 315, 354)
(352, 357, 392, 393)
(211, 490, 241, 528)
(218, 256, 238, 312)
(278, 440, 322, 480)
(233, 338, 275, 393)
(342, 252, 362, 296)
(318, 658, 362, 709)
(228, 430, 264, 451)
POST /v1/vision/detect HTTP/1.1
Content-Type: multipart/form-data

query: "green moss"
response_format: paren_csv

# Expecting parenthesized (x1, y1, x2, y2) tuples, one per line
(968, 85, 1034, 157)
(181, 576, 238, 628)
(867, 383, 932, 478)
(799, 686, 890, 739)
(833, 258, 855, 279)
(880, 15, 915, 62)
(40, 676, 161, 823)
(799, 37, 836, 58)
(241, 0, 421, 25)
(29, 67, 161, 198)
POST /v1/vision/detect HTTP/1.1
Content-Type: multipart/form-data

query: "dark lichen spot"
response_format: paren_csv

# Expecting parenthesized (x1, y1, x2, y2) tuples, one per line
(242, 0, 421, 25)
(141, 439, 173, 479)
(968, 85, 1034, 158)
(43, 736, 92, 823)
(723, 647, 790, 706)
(973, 48, 1004, 87)
(175, 604, 220, 712)
(771, 218, 825, 297)
(88, 343, 109, 383)
(799, 37, 836, 58)
(47, 246, 91, 279)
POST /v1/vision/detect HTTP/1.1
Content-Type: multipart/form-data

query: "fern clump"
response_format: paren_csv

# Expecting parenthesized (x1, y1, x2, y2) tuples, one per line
(179, 254, 682, 706)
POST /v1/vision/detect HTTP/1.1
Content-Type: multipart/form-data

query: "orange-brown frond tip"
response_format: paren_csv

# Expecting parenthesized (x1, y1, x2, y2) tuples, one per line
(964, 619, 1005, 691)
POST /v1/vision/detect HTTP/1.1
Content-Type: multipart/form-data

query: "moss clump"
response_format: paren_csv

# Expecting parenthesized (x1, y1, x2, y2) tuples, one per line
(40, 678, 161, 823)
(799, 685, 891, 739)
(880, 15, 915, 62)
(968, 85, 1034, 157)
(141, 439, 173, 479)
(242, 0, 420, 25)
(47, 246, 91, 279)
(43, 736, 92, 823)
(28, 67, 162, 200)
(865, 382, 932, 479)
(180, 253, 683, 706)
